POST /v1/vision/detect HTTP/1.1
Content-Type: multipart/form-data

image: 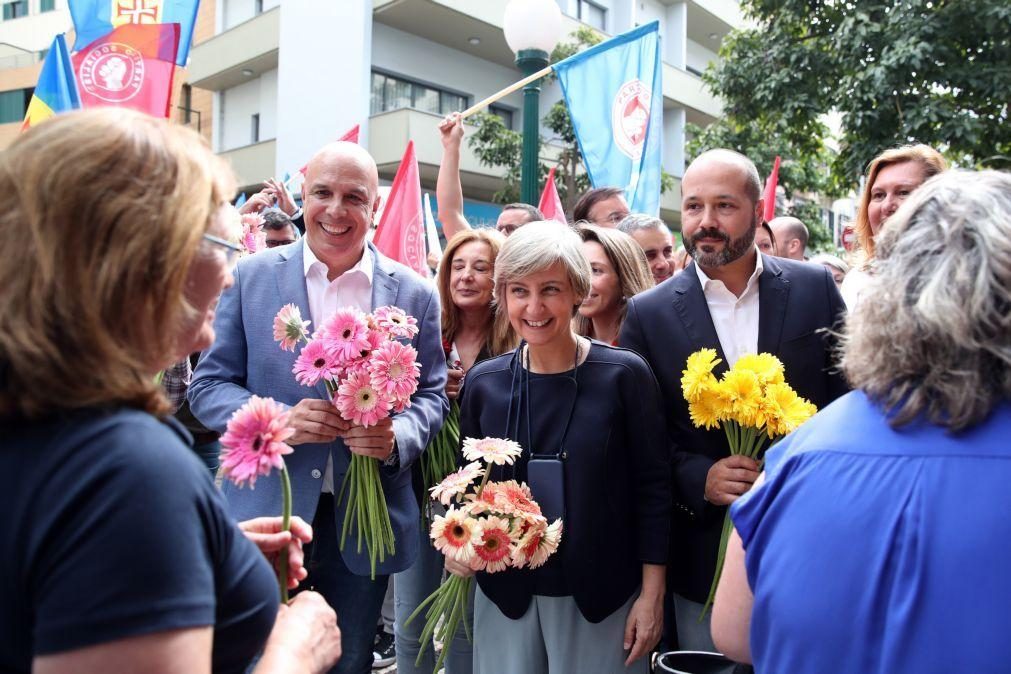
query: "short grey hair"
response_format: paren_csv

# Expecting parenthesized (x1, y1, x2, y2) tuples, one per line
(493, 220, 591, 309)
(809, 253, 849, 276)
(840, 169, 1011, 431)
(617, 213, 671, 236)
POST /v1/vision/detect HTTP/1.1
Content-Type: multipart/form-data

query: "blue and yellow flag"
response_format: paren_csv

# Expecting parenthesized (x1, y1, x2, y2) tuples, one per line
(22, 34, 81, 131)
(553, 21, 663, 216)
(69, 0, 200, 66)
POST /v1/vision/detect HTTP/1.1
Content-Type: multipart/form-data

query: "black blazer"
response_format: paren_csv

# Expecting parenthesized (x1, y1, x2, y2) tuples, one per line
(458, 342, 671, 623)
(619, 254, 849, 602)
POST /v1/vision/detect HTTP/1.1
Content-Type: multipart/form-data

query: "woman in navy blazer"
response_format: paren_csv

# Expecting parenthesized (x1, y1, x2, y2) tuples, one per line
(446, 222, 670, 674)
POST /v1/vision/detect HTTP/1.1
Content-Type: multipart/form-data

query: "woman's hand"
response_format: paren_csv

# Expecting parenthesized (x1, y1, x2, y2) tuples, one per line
(623, 564, 665, 666)
(445, 367, 465, 400)
(239, 516, 313, 590)
(445, 556, 476, 578)
(258, 591, 341, 674)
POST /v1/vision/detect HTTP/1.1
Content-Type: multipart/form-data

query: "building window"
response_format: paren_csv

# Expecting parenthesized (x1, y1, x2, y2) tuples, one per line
(40, 0, 54, 11)
(489, 104, 514, 130)
(250, 113, 260, 143)
(2, 0, 28, 20)
(180, 83, 192, 123)
(577, 0, 606, 31)
(370, 71, 469, 117)
(0, 87, 31, 123)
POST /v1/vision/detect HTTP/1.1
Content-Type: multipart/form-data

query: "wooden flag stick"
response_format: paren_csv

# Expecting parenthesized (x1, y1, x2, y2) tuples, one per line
(458, 64, 554, 119)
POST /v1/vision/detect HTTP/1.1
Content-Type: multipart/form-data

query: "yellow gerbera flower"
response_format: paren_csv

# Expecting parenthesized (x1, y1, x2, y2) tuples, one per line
(688, 387, 728, 430)
(733, 353, 786, 387)
(763, 382, 818, 437)
(721, 369, 763, 427)
(681, 348, 722, 402)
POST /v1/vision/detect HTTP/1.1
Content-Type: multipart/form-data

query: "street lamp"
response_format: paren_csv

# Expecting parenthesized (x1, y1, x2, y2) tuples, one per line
(503, 0, 562, 205)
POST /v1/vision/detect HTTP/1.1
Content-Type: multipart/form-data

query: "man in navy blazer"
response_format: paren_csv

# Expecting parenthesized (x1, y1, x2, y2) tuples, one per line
(619, 149, 848, 651)
(189, 142, 448, 674)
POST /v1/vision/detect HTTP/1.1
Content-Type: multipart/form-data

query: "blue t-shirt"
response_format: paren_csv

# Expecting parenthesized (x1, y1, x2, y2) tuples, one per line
(731, 391, 1011, 673)
(0, 408, 278, 673)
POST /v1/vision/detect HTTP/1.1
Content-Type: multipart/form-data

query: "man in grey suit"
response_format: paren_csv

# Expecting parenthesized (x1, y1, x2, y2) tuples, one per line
(189, 142, 448, 674)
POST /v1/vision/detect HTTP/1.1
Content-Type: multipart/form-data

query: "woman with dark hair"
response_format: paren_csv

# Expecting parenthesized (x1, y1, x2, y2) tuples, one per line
(712, 170, 1011, 672)
(755, 220, 777, 256)
(0, 109, 340, 673)
(572, 187, 630, 227)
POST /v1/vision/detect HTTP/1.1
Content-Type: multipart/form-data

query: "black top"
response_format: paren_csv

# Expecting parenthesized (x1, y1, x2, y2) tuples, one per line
(459, 341, 670, 623)
(0, 408, 278, 673)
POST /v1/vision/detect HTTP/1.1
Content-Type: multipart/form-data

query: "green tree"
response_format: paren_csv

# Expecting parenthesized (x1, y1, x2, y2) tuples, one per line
(468, 27, 675, 214)
(706, 0, 1011, 193)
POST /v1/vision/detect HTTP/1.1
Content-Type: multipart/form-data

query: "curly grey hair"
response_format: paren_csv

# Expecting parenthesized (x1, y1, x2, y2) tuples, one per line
(840, 169, 1011, 431)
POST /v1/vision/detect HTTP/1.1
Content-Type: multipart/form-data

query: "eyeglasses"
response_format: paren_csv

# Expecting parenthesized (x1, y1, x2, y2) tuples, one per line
(265, 239, 296, 248)
(202, 233, 244, 266)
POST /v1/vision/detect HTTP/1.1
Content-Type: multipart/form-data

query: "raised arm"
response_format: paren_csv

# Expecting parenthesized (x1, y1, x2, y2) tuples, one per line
(436, 113, 472, 241)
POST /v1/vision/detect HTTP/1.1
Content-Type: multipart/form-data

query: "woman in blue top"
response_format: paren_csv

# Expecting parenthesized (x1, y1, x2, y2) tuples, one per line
(0, 109, 341, 674)
(712, 170, 1011, 673)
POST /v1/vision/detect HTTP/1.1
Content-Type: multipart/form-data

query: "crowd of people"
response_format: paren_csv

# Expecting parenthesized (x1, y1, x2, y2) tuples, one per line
(1, 105, 1007, 674)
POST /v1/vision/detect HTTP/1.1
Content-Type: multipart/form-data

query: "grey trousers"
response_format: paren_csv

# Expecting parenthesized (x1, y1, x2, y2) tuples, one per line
(473, 586, 648, 674)
(672, 593, 718, 652)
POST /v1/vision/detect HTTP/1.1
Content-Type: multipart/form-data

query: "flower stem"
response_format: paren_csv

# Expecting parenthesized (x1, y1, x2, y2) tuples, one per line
(279, 463, 292, 604)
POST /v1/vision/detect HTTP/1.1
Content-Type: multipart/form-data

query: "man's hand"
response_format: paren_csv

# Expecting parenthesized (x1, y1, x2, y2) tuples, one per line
(445, 556, 475, 578)
(265, 177, 298, 217)
(704, 455, 760, 506)
(260, 591, 341, 674)
(239, 516, 312, 590)
(239, 190, 273, 215)
(445, 367, 464, 400)
(344, 416, 395, 461)
(438, 112, 464, 151)
(288, 399, 350, 445)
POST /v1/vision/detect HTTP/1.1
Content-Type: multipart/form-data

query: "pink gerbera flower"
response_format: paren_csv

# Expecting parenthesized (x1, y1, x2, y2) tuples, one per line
(240, 213, 266, 254)
(368, 341, 421, 401)
(512, 518, 563, 569)
(318, 307, 371, 363)
(292, 339, 341, 387)
(462, 437, 523, 466)
(219, 396, 295, 489)
(490, 480, 542, 517)
(430, 508, 478, 562)
(273, 303, 311, 352)
(430, 461, 483, 505)
(335, 367, 390, 427)
(471, 516, 514, 573)
(372, 305, 419, 339)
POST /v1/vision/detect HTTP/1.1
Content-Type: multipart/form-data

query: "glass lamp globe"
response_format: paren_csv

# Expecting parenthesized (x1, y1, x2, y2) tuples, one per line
(503, 0, 563, 55)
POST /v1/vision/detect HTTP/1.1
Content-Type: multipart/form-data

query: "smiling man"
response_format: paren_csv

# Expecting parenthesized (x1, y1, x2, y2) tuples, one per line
(618, 149, 849, 652)
(189, 141, 449, 674)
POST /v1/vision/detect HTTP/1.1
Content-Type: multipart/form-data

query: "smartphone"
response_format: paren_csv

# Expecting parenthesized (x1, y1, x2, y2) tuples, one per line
(527, 458, 565, 521)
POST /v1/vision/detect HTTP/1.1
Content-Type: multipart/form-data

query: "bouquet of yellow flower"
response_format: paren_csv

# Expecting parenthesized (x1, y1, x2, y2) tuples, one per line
(681, 348, 818, 617)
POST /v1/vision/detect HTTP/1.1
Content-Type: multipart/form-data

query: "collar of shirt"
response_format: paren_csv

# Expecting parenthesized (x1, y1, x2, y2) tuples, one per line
(302, 238, 374, 287)
(694, 248, 764, 300)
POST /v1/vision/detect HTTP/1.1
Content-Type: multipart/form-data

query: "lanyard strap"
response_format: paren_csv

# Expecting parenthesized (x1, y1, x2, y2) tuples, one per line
(522, 339, 581, 461)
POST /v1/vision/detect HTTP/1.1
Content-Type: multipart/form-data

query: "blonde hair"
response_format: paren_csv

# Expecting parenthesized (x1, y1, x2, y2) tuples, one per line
(574, 225, 654, 338)
(0, 109, 235, 419)
(438, 229, 517, 357)
(493, 221, 591, 311)
(853, 144, 947, 266)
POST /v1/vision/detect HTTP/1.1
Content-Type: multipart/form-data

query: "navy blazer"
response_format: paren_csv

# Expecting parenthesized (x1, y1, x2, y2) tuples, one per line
(619, 254, 849, 602)
(188, 241, 449, 576)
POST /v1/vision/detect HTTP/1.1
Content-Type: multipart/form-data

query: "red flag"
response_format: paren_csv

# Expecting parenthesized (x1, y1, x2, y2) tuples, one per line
(538, 166, 567, 224)
(300, 124, 360, 175)
(72, 23, 180, 118)
(373, 141, 427, 277)
(762, 155, 781, 222)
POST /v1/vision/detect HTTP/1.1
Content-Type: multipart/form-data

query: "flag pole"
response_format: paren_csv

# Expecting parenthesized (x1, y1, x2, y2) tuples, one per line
(459, 64, 553, 120)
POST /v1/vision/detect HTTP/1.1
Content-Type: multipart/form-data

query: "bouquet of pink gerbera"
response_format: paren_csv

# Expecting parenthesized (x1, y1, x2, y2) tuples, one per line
(274, 303, 422, 578)
(405, 436, 563, 674)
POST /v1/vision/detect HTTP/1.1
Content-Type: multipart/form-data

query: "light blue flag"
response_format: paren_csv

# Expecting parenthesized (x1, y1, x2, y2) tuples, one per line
(553, 21, 663, 215)
(234, 193, 247, 208)
(68, 0, 201, 66)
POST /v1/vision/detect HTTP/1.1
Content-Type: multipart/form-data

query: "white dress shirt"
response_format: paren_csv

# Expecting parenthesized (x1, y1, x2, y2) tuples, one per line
(694, 251, 763, 367)
(303, 239, 374, 492)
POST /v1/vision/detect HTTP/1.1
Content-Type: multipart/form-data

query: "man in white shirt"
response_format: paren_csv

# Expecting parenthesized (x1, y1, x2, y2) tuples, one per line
(190, 142, 448, 674)
(619, 149, 848, 652)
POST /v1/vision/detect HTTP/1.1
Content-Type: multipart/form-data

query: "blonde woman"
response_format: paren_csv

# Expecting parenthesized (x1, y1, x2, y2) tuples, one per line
(0, 109, 340, 673)
(574, 226, 654, 345)
(841, 144, 946, 308)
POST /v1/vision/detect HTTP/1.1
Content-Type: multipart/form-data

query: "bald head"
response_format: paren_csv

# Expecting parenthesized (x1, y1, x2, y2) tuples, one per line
(769, 216, 809, 260)
(304, 141, 379, 200)
(684, 149, 762, 205)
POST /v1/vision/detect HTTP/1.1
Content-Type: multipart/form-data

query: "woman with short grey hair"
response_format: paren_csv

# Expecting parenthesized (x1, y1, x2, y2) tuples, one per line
(445, 221, 671, 673)
(711, 170, 1011, 672)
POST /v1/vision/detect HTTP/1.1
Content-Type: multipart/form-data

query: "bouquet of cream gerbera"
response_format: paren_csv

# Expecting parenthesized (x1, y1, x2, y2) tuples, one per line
(681, 349, 818, 617)
(405, 437, 563, 674)
(274, 303, 422, 578)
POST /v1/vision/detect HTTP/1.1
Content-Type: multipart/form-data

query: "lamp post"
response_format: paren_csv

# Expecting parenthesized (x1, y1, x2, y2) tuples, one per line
(503, 0, 562, 206)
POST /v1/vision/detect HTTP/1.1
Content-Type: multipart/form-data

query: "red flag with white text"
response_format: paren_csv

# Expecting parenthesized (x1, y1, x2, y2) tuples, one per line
(299, 124, 360, 175)
(538, 166, 567, 224)
(373, 141, 427, 277)
(72, 23, 180, 118)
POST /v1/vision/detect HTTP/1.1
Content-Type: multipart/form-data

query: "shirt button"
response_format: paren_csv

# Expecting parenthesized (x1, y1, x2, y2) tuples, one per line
(311, 469, 322, 479)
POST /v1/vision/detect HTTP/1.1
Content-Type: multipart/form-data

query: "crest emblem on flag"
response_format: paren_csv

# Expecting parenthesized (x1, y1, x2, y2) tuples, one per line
(112, 0, 163, 27)
(611, 79, 650, 160)
(77, 43, 145, 103)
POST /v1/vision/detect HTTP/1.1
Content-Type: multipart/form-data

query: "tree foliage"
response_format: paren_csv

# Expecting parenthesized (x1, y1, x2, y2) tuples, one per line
(469, 27, 674, 214)
(707, 0, 1011, 192)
